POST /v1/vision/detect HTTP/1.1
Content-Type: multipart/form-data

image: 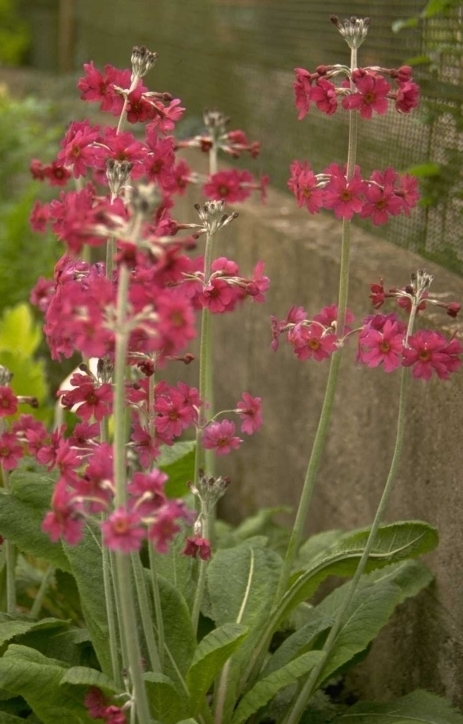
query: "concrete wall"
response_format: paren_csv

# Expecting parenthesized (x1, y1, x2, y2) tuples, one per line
(177, 177, 463, 707)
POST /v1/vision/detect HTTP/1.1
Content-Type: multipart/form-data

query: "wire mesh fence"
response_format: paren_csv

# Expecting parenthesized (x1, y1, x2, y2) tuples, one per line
(71, 0, 463, 274)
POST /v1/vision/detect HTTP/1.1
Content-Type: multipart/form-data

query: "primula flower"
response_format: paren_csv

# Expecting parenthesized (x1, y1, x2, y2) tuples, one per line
(183, 536, 212, 560)
(311, 78, 338, 115)
(236, 392, 263, 435)
(342, 71, 391, 119)
(202, 420, 242, 456)
(102, 507, 146, 552)
(203, 169, 253, 203)
(42, 478, 83, 545)
(323, 164, 366, 220)
(402, 330, 462, 380)
(148, 500, 190, 553)
(359, 318, 404, 372)
(288, 322, 338, 361)
(288, 160, 325, 214)
(395, 81, 420, 113)
(294, 67, 313, 120)
(0, 431, 23, 470)
(0, 386, 18, 417)
(58, 375, 113, 421)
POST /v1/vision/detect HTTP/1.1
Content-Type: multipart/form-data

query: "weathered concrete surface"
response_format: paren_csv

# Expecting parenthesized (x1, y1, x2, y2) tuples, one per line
(178, 178, 463, 707)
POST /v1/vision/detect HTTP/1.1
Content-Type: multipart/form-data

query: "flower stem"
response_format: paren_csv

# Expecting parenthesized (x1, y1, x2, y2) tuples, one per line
(190, 500, 211, 633)
(30, 563, 54, 619)
(195, 230, 215, 484)
(102, 544, 122, 687)
(148, 544, 165, 668)
(282, 367, 410, 724)
(2, 466, 16, 615)
(113, 262, 130, 508)
(115, 553, 152, 724)
(131, 552, 161, 673)
(275, 42, 359, 602)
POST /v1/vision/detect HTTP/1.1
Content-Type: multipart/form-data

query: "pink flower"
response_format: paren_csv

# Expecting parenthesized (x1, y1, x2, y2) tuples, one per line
(183, 536, 212, 561)
(294, 67, 313, 120)
(0, 387, 18, 417)
(102, 508, 146, 552)
(402, 330, 462, 380)
(288, 160, 325, 214)
(0, 432, 23, 470)
(288, 323, 338, 361)
(202, 420, 242, 456)
(203, 169, 253, 203)
(359, 318, 404, 372)
(395, 81, 420, 113)
(148, 500, 190, 553)
(342, 71, 391, 119)
(236, 392, 263, 435)
(58, 375, 113, 421)
(311, 78, 338, 115)
(323, 164, 366, 220)
(42, 477, 83, 545)
(360, 183, 403, 226)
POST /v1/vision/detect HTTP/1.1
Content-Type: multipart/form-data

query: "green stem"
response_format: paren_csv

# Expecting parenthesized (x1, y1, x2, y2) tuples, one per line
(30, 564, 54, 619)
(111, 551, 130, 674)
(148, 544, 165, 669)
(113, 263, 130, 508)
(283, 368, 410, 724)
(102, 544, 122, 687)
(2, 466, 16, 615)
(275, 42, 359, 603)
(115, 554, 152, 724)
(190, 501, 211, 634)
(131, 552, 161, 673)
(194, 230, 215, 484)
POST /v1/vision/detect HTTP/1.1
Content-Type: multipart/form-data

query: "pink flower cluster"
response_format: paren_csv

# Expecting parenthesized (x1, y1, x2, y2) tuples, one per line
(294, 64, 419, 121)
(272, 290, 462, 382)
(288, 162, 419, 224)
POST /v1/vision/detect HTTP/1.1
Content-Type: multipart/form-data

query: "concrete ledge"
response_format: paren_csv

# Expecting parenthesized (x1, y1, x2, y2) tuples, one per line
(179, 178, 463, 707)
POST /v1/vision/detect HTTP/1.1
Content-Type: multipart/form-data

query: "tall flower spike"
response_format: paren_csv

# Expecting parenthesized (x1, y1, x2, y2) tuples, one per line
(330, 15, 370, 49)
(131, 45, 158, 79)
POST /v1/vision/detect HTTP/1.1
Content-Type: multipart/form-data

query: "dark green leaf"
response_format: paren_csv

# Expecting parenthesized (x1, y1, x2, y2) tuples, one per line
(60, 666, 118, 694)
(0, 617, 67, 649)
(231, 651, 324, 724)
(0, 644, 94, 724)
(0, 469, 69, 572)
(63, 526, 111, 676)
(186, 623, 248, 713)
(144, 671, 190, 724)
(157, 574, 197, 684)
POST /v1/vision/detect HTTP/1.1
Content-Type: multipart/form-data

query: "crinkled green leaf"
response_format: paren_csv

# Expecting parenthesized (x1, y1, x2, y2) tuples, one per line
(280, 521, 438, 626)
(0, 644, 94, 724)
(144, 671, 190, 724)
(186, 623, 248, 713)
(331, 689, 463, 723)
(0, 616, 68, 649)
(63, 526, 111, 676)
(0, 468, 69, 572)
(157, 574, 197, 684)
(60, 666, 119, 694)
(231, 651, 324, 724)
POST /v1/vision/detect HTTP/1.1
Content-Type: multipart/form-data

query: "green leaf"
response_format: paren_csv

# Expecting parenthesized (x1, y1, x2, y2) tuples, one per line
(0, 644, 94, 724)
(149, 529, 195, 608)
(60, 666, 118, 694)
(206, 540, 282, 723)
(261, 614, 333, 679)
(296, 529, 344, 566)
(232, 507, 292, 544)
(422, 0, 460, 18)
(144, 671, 190, 724)
(157, 574, 197, 683)
(0, 468, 69, 572)
(279, 521, 438, 627)
(63, 526, 111, 676)
(0, 713, 29, 724)
(186, 623, 249, 713)
(231, 650, 324, 724)
(331, 689, 463, 723)
(0, 304, 41, 357)
(315, 580, 403, 685)
(0, 616, 67, 649)
(158, 441, 196, 498)
(366, 559, 434, 604)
